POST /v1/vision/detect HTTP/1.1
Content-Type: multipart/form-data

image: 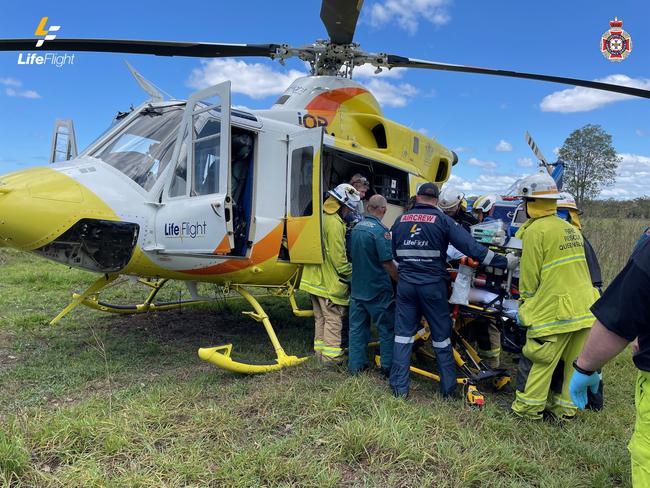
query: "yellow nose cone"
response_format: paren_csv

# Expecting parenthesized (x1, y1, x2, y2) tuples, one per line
(0, 167, 117, 250)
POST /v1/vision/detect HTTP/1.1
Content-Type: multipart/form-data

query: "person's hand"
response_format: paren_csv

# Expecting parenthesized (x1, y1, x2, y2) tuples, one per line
(506, 253, 519, 270)
(631, 337, 640, 356)
(569, 368, 600, 410)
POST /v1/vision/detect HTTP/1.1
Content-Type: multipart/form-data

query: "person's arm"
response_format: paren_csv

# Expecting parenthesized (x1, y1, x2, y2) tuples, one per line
(383, 261, 398, 282)
(330, 218, 352, 279)
(575, 320, 630, 371)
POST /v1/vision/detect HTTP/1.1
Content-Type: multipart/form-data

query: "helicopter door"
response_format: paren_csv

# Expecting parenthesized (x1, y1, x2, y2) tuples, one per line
(285, 128, 324, 264)
(155, 81, 234, 255)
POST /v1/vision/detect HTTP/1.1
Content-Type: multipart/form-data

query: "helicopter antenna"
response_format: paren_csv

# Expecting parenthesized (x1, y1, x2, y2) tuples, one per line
(124, 60, 172, 101)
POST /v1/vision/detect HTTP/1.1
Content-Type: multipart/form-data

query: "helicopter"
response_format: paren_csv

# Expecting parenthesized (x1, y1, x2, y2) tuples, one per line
(0, 0, 649, 376)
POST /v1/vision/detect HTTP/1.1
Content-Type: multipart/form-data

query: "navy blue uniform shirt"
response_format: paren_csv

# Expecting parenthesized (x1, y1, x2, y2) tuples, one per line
(350, 214, 394, 300)
(391, 203, 506, 284)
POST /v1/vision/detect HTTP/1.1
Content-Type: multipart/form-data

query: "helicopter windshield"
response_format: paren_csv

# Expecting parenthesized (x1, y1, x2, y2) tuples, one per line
(91, 105, 184, 191)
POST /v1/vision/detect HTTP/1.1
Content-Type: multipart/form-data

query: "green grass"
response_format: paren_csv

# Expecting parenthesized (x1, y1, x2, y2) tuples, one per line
(0, 219, 642, 486)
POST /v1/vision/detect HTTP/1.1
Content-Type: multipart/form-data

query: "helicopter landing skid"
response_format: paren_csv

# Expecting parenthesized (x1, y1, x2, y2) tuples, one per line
(198, 284, 308, 374)
(50, 276, 213, 324)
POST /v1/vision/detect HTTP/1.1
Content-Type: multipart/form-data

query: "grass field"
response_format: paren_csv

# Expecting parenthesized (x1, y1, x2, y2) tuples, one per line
(0, 218, 644, 487)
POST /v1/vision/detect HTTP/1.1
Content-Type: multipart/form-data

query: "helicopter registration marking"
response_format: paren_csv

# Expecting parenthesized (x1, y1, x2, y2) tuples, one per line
(164, 221, 207, 239)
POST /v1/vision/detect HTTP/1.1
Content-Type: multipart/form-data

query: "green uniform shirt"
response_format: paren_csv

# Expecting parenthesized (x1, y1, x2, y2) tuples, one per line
(349, 214, 394, 301)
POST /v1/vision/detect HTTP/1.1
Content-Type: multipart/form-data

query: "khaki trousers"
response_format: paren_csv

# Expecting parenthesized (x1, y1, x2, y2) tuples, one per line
(310, 294, 347, 362)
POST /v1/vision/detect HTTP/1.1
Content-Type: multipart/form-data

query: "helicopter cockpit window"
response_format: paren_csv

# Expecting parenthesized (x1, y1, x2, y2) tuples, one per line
(91, 106, 183, 192)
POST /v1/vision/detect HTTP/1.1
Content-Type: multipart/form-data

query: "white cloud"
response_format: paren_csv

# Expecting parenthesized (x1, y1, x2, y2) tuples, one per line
(453, 146, 470, 153)
(360, 78, 418, 108)
(0, 78, 21, 87)
(539, 74, 650, 113)
(187, 59, 306, 99)
(5, 87, 40, 99)
(517, 157, 534, 168)
(600, 153, 650, 199)
(636, 129, 647, 137)
(416, 128, 429, 136)
(1, 78, 41, 98)
(467, 157, 497, 169)
(447, 173, 521, 194)
(369, 0, 451, 35)
(496, 139, 513, 152)
(353, 64, 406, 79)
(553, 146, 560, 156)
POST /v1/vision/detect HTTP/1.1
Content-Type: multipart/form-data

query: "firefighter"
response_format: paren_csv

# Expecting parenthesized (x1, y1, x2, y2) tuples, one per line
(438, 186, 479, 231)
(472, 194, 499, 223)
(348, 194, 397, 376)
(300, 183, 361, 363)
(511, 171, 600, 420)
(569, 238, 650, 486)
(389, 183, 517, 398)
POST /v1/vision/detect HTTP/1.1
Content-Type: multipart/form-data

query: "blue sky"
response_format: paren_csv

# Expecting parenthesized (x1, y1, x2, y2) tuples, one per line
(1, 0, 649, 198)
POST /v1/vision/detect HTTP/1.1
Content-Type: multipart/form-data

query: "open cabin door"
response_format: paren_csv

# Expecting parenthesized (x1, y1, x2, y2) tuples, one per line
(285, 128, 324, 264)
(153, 81, 235, 255)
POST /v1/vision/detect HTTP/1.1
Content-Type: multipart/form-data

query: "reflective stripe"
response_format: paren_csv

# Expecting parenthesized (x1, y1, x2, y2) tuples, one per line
(552, 398, 575, 407)
(395, 249, 441, 258)
(432, 338, 451, 348)
(515, 392, 547, 405)
(528, 314, 594, 332)
(482, 249, 495, 266)
(313, 340, 324, 351)
(478, 347, 501, 358)
(395, 335, 414, 344)
(541, 254, 586, 273)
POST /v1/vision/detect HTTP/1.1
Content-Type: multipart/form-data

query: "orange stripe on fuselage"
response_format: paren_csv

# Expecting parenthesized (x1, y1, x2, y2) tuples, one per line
(305, 87, 368, 112)
(181, 223, 284, 275)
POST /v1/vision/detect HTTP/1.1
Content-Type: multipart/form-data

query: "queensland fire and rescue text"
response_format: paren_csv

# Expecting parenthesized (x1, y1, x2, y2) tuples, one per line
(164, 221, 207, 239)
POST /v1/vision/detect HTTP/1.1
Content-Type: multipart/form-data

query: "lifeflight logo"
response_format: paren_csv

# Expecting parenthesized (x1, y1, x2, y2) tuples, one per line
(17, 17, 74, 67)
(34, 17, 60, 47)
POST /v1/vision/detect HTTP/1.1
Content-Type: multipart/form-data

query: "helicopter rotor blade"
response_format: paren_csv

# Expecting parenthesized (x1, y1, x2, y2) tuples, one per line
(320, 0, 364, 45)
(384, 55, 650, 99)
(524, 131, 549, 167)
(0, 39, 280, 58)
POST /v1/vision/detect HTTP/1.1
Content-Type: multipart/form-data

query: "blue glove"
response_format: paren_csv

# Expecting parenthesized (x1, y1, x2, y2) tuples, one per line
(569, 369, 600, 410)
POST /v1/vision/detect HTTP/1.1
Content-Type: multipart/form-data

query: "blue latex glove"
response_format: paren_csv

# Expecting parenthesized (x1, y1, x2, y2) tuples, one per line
(569, 369, 600, 410)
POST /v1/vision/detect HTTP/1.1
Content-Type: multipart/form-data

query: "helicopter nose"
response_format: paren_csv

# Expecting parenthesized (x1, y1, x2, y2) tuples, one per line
(0, 166, 117, 250)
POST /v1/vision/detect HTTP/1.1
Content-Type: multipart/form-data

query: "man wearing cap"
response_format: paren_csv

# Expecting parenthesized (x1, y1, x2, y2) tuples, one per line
(348, 195, 398, 376)
(390, 183, 516, 398)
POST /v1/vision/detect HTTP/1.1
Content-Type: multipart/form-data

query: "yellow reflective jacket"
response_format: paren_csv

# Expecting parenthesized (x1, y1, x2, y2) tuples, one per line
(516, 213, 599, 338)
(299, 197, 352, 306)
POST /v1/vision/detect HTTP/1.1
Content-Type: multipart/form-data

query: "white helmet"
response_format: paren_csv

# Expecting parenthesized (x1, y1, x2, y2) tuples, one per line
(328, 183, 361, 211)
(438, 186, 465, 210)
(557, 192, 578, 210)
(473, 194, 498, 214)
(516, 171, 560, 200)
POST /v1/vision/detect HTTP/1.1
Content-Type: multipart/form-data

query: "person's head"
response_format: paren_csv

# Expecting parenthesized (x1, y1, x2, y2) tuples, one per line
(415, 182, 439, 206)
(366, 194, 388, 220)
(328, 183, 361, 218)
(516, 171, 560, 218)
(472, 194, 498, 223)
(438, 186, 465, 216)
(232, 133, 253, 160)
(349, 174, 370, 199)
(557, 191, 582, 229)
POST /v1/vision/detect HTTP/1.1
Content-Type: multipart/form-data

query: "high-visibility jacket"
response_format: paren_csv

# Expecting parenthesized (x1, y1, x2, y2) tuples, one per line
(516, 213, 599, 339)
(299, 197, 352, 306)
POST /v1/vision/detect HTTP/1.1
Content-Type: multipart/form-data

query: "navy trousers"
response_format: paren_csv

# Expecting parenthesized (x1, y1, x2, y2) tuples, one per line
(389, 280, 456, 397)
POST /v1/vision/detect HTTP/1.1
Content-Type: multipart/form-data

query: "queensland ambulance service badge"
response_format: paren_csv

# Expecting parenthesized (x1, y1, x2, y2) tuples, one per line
(601, 17, 632, 62)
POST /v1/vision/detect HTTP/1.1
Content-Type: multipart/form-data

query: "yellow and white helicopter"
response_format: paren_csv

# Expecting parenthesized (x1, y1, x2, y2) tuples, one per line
(0, 0, 648, 375)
